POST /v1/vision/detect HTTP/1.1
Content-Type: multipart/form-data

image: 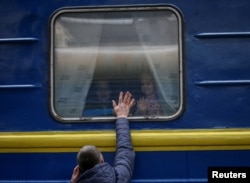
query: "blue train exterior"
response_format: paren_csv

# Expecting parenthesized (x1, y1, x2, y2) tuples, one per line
(1, 0, 250, 182)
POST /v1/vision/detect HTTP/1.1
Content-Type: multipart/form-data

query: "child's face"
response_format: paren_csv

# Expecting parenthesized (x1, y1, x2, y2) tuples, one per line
(141, 77, 155, 96)
(96, 81, 111, 102)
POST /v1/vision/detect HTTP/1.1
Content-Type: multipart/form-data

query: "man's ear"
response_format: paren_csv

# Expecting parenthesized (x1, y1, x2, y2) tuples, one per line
(100, 153, 104, 163)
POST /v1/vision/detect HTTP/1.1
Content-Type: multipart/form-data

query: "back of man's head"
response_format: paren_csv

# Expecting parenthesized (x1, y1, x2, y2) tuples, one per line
(77, 145, 103, 173)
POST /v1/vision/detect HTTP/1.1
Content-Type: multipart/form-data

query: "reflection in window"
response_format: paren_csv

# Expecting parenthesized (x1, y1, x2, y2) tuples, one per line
(51, 6, 183, 121)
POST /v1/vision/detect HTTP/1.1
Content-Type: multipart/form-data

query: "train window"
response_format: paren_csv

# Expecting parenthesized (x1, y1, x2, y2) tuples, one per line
(50, 6, 183, 122)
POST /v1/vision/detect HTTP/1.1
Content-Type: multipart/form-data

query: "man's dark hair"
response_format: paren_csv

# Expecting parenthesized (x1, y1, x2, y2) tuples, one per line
(77, 145, 101, 173)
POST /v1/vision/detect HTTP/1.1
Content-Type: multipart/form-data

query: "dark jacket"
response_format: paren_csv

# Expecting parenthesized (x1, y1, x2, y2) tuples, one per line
(77, 118, 135, 183)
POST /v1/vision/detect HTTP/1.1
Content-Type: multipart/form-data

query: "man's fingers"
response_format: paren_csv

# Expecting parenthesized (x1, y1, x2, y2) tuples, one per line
(123, 91, 129, 103)
(73, 165, 79, 175)
(119, 91, 123, 104)
(129, 98, 136, 108)
(124, 91, 132, 104)
(112, 100, 117, 108)
(116, 91, 134, 107)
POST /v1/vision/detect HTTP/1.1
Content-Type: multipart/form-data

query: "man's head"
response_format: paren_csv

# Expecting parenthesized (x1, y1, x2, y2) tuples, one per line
(77, 145, 104, 173)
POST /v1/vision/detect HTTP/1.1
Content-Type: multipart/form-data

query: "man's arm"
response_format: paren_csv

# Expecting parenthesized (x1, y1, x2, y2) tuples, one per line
(114, 117, 135, 182)
(112, 91, 135, 183)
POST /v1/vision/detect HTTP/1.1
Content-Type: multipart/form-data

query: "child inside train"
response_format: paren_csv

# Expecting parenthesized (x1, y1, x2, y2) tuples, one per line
(135, 73, 163, 115)
(83, 80, 113, 116)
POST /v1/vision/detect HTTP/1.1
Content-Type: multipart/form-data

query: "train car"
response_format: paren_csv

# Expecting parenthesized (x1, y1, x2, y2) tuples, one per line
(1, 0, 250, 182)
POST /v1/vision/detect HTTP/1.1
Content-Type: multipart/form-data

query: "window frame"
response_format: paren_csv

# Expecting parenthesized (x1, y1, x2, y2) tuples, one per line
(49, 5, 184, 122)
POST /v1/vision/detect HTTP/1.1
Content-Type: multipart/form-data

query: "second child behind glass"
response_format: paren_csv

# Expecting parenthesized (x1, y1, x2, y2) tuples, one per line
(83, 80, 113, 116)
(135, 74, 163, 116)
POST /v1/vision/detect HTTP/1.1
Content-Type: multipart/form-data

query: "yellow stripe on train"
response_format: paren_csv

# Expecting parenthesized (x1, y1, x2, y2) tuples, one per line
(0, 128, 250, 153)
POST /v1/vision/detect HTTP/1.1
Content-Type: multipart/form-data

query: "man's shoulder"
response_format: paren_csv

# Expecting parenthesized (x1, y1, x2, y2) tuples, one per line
(78, 163, 115, 183)
(94, 162, 115, 175)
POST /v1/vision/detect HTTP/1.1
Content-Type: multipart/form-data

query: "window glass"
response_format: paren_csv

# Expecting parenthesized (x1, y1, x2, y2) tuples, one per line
(50, 6, 183, 121)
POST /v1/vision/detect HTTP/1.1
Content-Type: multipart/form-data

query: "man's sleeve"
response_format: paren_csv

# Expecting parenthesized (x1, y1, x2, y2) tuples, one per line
(114, 118, 135, 183)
